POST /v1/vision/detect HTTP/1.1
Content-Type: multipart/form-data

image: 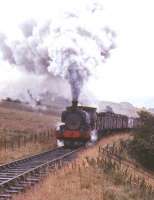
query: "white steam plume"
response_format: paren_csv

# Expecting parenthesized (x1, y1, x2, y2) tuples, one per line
(0, 0, 115, 102)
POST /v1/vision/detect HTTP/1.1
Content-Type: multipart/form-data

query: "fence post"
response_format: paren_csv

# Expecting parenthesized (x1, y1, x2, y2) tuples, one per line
(48, 129, 50, 139)
(23, 136, 26, 146)
(18, 136, 21, 148)
(4, 138, 7, 151)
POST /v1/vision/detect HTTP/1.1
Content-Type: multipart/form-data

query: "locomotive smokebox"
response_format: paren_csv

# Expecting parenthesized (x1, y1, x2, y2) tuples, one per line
(72, 100, 78, 109)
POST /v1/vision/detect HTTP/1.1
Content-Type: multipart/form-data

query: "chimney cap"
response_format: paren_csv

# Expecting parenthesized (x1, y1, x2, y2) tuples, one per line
(72, 100, 78, 108)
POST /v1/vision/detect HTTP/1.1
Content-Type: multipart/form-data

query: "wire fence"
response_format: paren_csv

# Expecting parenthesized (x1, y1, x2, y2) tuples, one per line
(0, 129, 54, 151)
(96, 142, 154, 196)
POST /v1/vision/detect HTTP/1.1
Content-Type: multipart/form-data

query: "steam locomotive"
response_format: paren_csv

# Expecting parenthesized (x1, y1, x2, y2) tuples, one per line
(55, 101, 139, 147)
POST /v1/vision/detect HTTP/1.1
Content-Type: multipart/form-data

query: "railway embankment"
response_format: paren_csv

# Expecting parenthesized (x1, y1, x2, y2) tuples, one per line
(13, 132, 154, 200)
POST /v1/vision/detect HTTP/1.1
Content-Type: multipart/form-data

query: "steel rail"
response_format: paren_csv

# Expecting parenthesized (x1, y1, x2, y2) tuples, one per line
(0, 147, 63, 170)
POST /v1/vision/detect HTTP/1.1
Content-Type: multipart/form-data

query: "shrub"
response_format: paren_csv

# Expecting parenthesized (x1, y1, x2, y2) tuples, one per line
(129, 111, 154, 170)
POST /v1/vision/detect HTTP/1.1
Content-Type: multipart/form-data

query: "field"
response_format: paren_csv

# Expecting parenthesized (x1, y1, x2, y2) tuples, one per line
(0, 105, 59, 164)
(0, 105, 59, 134)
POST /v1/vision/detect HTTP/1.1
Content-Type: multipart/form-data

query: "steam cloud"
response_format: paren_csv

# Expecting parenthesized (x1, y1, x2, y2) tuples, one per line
(0, 0, 115, 101)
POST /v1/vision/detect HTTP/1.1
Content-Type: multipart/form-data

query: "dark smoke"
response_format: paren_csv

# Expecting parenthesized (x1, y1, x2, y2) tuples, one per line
(67, 62, 90, 101)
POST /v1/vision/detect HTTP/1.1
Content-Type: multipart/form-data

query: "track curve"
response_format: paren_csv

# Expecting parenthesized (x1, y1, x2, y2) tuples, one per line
(0, 147, 81, 199)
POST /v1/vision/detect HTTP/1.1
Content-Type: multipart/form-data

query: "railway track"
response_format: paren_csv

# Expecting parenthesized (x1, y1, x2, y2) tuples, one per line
(0, 147, 81, 199)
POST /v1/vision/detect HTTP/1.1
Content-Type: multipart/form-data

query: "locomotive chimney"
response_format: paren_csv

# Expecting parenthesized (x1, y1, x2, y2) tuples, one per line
(72, 100, 78, 109)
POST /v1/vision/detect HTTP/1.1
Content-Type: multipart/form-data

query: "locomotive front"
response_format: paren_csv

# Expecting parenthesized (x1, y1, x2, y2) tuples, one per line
(55, 101, 97, 147)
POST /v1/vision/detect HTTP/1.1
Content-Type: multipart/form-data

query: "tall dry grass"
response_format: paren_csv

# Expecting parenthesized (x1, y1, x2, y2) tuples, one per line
(14, 164, 106, 200)
(0, 141, 55, 164)
(13, 132, 149, 200)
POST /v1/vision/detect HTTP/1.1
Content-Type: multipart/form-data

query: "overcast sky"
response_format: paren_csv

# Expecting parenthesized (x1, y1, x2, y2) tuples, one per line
(0, 0, 154, 108)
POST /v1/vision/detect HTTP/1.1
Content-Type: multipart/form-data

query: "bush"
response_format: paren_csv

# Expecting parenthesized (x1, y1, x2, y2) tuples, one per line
(129, 111, 154, 170)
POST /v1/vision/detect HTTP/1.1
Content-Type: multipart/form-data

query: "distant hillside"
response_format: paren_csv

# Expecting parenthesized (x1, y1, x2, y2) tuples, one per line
(148, 108, 154, 114)
(0, 96, 143, 118)
(0, 96, 68, 115)
(98, 101, 139, 117)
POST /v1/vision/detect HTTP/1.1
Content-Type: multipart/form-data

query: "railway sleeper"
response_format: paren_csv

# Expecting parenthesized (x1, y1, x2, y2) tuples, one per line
(19, 181, 36, 186)
(0, 174, 16, 177)
(8, 186, 25, 191)
(26, 178, 40, 182)
(3, 170, 26, 173)
(16, 182, 32, 187)
(7, 167, 31, 170)
(0, 194, 12, 199)
(5, 189, 19, 194)
(0, 177, 13, 180)
(2, 168, 26, 171)
(0, 178, 11, 180)
(31, 174, 43, 179)
(36, 172, 48, 176)
(0, 173, 18, 176)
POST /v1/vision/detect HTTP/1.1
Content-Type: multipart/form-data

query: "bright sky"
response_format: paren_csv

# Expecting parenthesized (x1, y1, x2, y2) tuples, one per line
(0, 0, 154, 108)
